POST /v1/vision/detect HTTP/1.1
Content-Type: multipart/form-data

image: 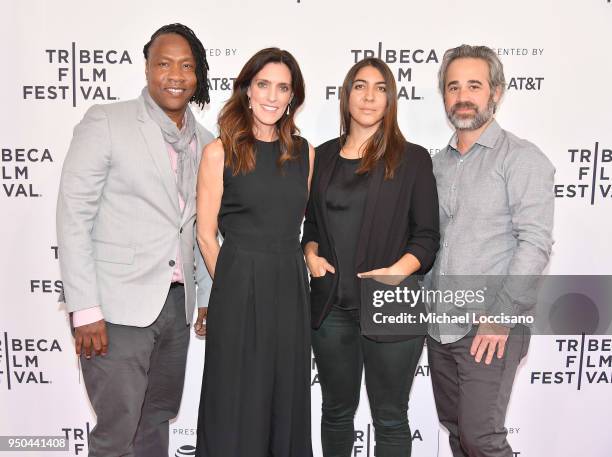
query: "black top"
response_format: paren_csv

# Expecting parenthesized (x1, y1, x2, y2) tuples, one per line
(302, 137, 440, 342)
(325, 156, 368, 310)
(219, 138, 309, 241)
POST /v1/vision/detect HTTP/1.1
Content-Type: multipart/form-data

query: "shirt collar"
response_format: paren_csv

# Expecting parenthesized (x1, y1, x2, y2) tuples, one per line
(475, 119, 502, 148)
(447, 119, 502, 155)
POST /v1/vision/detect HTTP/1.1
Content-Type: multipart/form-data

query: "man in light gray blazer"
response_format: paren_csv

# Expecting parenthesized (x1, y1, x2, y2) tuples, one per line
(57, 24, 214, 457)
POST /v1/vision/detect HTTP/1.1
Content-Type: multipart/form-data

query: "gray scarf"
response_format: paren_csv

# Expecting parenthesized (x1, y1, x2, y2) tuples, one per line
(142, 87, 197, 208)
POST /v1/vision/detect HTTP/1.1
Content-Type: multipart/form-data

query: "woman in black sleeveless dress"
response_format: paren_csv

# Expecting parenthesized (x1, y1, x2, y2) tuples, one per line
(194, 48, 314, 457)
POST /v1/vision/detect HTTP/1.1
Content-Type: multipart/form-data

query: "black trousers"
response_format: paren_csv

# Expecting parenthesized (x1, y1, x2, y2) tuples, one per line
(311, 308, 424, 457)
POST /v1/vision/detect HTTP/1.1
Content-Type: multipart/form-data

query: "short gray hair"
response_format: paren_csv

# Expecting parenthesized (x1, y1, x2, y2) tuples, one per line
(438, 45, 506, 97)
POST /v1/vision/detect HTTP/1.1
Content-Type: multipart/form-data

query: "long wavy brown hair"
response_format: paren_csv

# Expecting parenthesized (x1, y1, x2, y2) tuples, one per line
(339, 58, 405, 179)
(218, 47, 305, 175)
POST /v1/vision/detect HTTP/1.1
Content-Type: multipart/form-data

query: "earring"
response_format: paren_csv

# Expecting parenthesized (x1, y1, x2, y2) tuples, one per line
(248, 97, 252, 109)
(286, 103, 290, 116)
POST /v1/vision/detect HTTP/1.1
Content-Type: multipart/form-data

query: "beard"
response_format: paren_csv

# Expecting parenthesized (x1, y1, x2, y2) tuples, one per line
(447, 96, 496, 131)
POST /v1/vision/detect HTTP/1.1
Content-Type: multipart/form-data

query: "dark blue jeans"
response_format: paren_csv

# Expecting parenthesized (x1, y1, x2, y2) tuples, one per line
(312, 308, 424, 457)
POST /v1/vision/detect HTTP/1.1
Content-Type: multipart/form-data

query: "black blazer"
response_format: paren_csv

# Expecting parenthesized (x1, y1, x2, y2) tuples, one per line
(302, 137, 440, 341)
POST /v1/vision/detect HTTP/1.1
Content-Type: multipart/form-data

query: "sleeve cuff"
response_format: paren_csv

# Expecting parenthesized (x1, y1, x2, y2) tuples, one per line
(404, 244, 433, 275)
(488, 293, 518, 328)
(72, 306, 104, 327)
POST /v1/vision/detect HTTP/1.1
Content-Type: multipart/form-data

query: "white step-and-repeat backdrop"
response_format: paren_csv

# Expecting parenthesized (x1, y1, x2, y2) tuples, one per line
(1, 0, 611, 456)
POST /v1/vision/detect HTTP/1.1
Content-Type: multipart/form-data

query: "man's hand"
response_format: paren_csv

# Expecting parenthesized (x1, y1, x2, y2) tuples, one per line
(305, 253, 335, 278)
(470, 322, 510, 364)
(74, 319, 108, 359)
(194, 307, 208, 337)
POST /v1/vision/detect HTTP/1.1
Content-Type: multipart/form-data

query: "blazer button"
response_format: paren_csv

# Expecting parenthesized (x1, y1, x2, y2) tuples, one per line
(169, 260, 176, 267)
(180, 228, 183, 234)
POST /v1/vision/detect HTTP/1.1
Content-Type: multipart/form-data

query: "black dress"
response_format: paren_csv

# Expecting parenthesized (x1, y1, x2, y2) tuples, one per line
(196, 138, 313, 457)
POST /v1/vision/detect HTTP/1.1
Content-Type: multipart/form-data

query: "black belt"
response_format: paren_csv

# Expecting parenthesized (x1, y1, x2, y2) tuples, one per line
(170, 282, 184, 289)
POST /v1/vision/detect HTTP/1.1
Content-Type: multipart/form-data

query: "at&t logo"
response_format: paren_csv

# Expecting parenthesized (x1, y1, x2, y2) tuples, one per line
(507, 77, 544, 91)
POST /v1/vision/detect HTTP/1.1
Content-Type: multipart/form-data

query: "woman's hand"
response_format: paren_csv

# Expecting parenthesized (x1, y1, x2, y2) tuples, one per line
(357, 265, 407, 286)
(357, 253, 421, 286)
(306, 253, 336, 278)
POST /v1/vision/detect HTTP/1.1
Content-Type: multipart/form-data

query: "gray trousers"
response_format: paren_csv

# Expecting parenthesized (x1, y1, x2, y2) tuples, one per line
(81, 284, 189, 457)
(427, 325, 530, 457)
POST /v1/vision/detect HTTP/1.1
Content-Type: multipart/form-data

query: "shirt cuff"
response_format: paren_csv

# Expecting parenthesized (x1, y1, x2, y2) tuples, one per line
(488, 293, 518, 329)
(72, 306, 104, 327)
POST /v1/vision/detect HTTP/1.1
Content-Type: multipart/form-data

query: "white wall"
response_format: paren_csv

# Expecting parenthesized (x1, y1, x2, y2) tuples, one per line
(1, 1, 611, 455)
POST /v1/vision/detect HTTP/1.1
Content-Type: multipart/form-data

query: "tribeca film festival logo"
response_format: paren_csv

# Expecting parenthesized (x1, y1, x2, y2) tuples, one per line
(22, 43, 133, 107)
(555, 142, 612, 204)
(531, 335, 612, 388)
(325, 42, 439, 101)
(59, 422, 91, 455)
(1, 147, 53, 198)
(350, 424, 423, 457)
(20, 43, 239, 103)
(29, 246, 63, 296)
(0, 331, 62, 389)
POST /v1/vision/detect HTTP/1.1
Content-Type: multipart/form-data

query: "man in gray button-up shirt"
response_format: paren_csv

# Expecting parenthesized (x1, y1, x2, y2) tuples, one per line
(427, 45, 554, 457)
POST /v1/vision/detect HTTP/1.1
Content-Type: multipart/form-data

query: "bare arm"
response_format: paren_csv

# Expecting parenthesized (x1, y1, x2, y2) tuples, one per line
(387, 252, 421, 276)
(196, 139, 225, 278)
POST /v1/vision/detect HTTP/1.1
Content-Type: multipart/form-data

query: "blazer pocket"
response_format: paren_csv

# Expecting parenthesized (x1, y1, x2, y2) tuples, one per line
(310, 273, 333, 318)
(92, 240, 135, 264)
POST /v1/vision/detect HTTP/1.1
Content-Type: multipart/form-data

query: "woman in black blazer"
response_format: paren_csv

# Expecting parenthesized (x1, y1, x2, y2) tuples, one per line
(302, 58, 439, 457)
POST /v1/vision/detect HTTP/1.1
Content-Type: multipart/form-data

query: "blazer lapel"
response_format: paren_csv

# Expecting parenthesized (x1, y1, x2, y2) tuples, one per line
(354, 162, 384, 271)
(137, 100, 180, 217)
(318, 140, 340, 250)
